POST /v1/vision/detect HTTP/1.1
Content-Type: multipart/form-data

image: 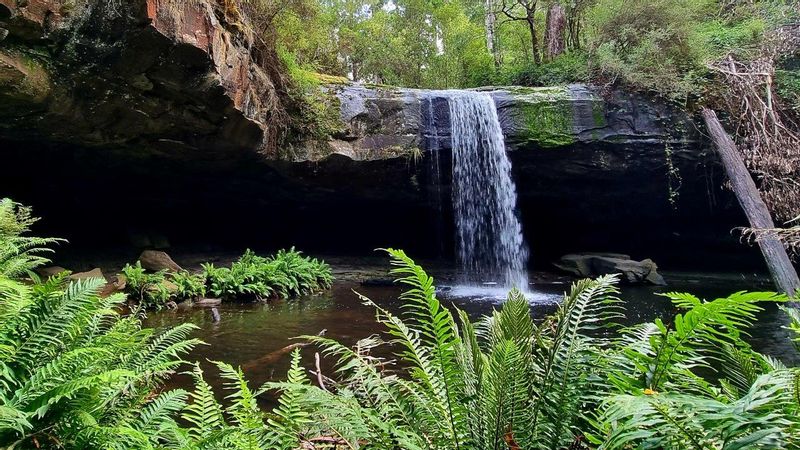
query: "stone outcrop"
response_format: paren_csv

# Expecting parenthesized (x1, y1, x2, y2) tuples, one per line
(305, 84, 698, 162)
(139, 250, 182, 272)
(36, 266, 68, 278)
(0, 0, 288, 155)
(555, 253, 667, 285)
(69, 267, 106, 280)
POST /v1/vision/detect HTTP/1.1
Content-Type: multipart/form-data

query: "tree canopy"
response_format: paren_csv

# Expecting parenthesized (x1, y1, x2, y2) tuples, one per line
(265, 0, 797, 99)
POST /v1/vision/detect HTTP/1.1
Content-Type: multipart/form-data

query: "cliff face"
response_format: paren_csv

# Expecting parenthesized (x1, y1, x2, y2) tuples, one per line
(0, 0, 288, 155)
(0, 3, 757, 269)
(307, 83, 699, 160)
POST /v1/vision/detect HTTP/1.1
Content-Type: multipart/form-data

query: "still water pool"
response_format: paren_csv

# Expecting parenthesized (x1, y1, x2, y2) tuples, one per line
(143, 273, 798, 398)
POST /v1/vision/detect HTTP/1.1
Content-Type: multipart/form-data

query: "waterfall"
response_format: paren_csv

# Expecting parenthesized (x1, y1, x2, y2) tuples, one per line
(445, 91, 529, 290)
(426, 98, 446, 258)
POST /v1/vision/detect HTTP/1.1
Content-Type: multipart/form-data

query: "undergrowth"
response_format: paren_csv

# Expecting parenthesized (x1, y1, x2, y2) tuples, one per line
(120, 249, 332, 308)
(203, 248, 332, 301)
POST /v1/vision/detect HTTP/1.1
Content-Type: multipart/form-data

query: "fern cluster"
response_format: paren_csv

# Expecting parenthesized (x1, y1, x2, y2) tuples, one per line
(0, 201, 202, 449)
(254, 249, 800, 449)
(202, 248, 332, 301)
(122, 262, 208, 309)
(120, 248, 332, 309)
(255, 249, 627, 449)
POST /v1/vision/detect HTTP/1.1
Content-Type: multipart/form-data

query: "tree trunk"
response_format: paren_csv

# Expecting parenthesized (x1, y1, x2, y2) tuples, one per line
(702, 108, 800, 297)
(565, 7, 579, 50)
(484, 0, 500, 68)
(544, 3, 566, 60)
(526, 16, 541, 64)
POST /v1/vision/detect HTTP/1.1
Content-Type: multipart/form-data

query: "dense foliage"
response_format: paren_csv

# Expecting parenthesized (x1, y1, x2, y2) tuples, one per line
(0, 200, 202, 448)
(265, 0, 798, 100)
(202, 249, 333, 302)
(2, 202, 800, 449)
(121, 249, 333, 309)
(253, 249, 800, 449)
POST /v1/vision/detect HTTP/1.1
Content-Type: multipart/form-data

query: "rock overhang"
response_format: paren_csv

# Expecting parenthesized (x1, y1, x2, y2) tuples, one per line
(0, 0, 286, 157)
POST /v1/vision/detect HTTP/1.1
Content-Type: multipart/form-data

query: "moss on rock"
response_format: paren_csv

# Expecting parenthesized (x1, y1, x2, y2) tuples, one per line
(0, 48, 51, 104)
(517, 105, 574, 147)
(503, 86, 576, 148)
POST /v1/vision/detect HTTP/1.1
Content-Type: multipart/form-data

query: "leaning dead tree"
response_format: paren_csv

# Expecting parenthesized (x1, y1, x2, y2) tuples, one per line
(704, 24, 800, 295)
(702, 109, 799, 296)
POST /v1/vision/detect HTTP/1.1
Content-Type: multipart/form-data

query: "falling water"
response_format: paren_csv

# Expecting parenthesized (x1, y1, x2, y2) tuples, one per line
(446, 91, 529, 290)
(426, 98, 447, 258)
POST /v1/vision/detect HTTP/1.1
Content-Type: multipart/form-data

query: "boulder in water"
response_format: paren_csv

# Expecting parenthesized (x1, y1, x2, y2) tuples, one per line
(37, 266, 69, 278)
(70, 268, 106, 281)
(138, 250, 182, 272)
(554, 253, 667, 286)
(194, 298, 222, 307)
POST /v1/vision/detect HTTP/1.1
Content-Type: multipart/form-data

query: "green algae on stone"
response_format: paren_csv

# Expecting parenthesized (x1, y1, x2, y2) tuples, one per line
(502, 85, 570, 98)
(516, 100, 575, 148)
(505, 86, 576, 148)
(592, 100, 607, 128)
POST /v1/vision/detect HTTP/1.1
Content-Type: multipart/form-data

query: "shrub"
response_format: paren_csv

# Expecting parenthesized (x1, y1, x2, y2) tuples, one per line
(587, 0, 713, 101)
(169, 270, 207, 302)
(696, 17, 765, 57)
(121, 261, 172, 310)
(202, 248, 333, 301)
(776, 61, 800, 116)
(501, 52, 591, 87)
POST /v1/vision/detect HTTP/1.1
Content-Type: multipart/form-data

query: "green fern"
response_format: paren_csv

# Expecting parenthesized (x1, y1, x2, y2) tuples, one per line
(0, 200, 202, 449)
(183, 364, 228, 442)
(265, 349, 311, 448)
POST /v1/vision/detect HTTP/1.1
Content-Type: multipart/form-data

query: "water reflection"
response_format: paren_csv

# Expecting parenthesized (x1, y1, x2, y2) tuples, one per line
(144, 278, 799, 399)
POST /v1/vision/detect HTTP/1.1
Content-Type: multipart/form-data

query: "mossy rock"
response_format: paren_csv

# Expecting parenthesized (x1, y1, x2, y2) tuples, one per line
(513, 100, 575, 148)
(312, 73, 349, 85)
(501, 86, 578, 148)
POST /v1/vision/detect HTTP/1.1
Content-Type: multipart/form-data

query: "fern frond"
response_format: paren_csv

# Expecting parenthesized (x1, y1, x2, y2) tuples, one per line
(524, 274, 622, 449)
(265, 349, 310, 449)
(212, 360, 267, 448)
(382, 248, 469, 448)
(134, 389, 188, 437)
(13, 277, 107, 374)
(183, 364, 227, 441)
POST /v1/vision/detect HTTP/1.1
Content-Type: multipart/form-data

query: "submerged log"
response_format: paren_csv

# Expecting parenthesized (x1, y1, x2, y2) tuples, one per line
(701, 108, 800, 297)
(242, 329, 327, 371)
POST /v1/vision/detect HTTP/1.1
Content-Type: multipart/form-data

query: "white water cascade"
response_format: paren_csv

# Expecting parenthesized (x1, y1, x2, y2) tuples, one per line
(445, 91, 529, 290)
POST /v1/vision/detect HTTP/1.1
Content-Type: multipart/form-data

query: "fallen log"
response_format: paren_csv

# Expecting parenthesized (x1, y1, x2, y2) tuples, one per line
(701, 108, 799, 297)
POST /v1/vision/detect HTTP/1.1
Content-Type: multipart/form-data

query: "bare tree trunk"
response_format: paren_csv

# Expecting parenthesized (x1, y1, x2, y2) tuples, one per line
(485, 0, 500, 68)
(702, 108, 799, 297)
(544, 3, 566, 60)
